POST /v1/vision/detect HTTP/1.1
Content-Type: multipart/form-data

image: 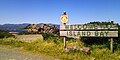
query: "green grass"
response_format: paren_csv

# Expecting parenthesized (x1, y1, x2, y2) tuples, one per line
(0, 36, 120, 60)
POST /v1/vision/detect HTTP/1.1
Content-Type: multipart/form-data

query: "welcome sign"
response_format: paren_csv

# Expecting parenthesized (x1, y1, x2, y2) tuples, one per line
(60, 24, 118, 38)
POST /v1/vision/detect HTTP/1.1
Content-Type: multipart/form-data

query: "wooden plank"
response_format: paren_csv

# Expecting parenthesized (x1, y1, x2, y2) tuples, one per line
(60, 31, 118, 38)
(60, 24, 118, 38)
(60, 24, 118, 30)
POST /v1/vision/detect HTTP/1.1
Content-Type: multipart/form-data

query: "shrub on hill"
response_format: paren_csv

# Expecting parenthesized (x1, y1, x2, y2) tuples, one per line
(0, 30, 14, 38)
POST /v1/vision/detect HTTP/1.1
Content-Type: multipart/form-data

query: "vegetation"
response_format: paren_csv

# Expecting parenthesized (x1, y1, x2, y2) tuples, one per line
(0, 30, 14, 38)
(86, 21, 120, 51)
(0, 21, 120, 60)
(0, 33, 120, 60)
(87, 21, 118, 25)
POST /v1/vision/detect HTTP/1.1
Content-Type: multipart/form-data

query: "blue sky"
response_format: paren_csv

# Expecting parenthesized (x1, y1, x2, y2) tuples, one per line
(0, 0, 120, 24)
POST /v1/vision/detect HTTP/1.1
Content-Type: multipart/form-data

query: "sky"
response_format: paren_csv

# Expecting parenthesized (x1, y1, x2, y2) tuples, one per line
(0, 0, 120, 24)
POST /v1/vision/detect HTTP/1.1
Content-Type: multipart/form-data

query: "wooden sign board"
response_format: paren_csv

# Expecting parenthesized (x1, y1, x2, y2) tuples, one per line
(60, 24, 118, 38)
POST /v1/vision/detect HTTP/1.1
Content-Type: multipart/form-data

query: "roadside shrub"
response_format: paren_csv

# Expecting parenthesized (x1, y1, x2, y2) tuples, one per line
(42, 33, 56, 40)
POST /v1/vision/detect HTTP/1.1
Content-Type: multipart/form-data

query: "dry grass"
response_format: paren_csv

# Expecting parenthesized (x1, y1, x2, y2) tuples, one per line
(15, 34, 43, 42)
(0, 35, 120, 60)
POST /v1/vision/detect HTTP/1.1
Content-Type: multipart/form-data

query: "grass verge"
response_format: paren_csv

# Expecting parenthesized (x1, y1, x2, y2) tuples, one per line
(0, 36, 120, 60)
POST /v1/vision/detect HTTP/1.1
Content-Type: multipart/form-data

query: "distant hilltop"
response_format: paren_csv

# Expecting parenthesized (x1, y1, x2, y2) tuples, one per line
(0, 21, 118, 33)
(0, 23, 60, 32)
(24, 24, 59, 34)
(0, 23, 30, 30)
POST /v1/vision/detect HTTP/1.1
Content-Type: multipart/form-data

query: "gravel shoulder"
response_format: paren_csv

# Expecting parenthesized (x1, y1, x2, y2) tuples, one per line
(0, 45, 59, 60)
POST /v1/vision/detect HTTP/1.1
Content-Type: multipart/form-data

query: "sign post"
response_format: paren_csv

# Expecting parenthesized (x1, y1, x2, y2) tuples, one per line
(110, 38, 113, 52)
(60, 11, 68, 49)
(60, 12, 118, 52)
(63, 37, 66, 48)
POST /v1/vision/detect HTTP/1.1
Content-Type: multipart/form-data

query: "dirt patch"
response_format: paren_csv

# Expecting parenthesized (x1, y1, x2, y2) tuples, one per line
(15, 34, 43, 42)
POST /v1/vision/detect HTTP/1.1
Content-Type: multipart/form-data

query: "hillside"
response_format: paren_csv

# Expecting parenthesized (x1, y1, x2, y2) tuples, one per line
(0, 23, 60, 33)
(24, 24, 59, 34)
(0, 23, 29, 31)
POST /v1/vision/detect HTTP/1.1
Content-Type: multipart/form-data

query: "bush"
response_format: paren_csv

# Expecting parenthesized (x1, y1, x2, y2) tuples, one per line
(0, 30, 14, 38)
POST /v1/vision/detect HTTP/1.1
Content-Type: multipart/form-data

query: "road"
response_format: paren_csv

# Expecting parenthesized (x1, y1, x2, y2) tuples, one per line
(0, 46, 59, 60)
